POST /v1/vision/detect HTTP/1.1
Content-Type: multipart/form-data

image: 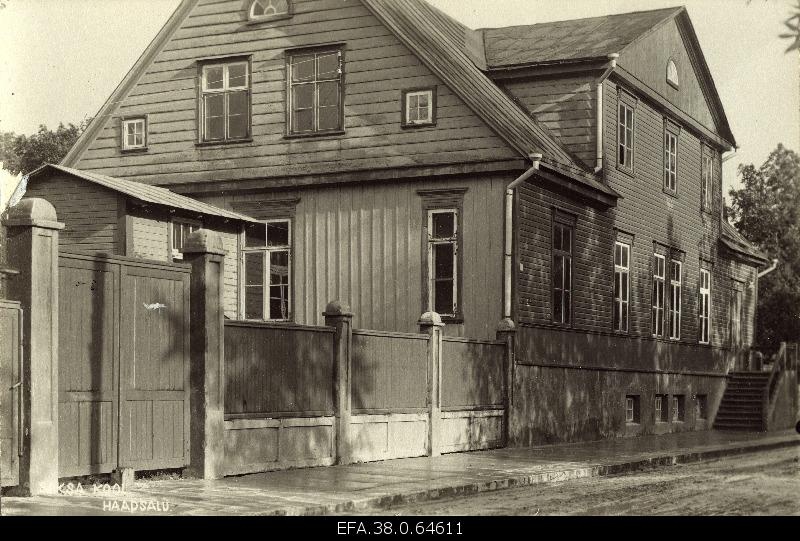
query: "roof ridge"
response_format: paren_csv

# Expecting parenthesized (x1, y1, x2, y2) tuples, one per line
(476, 6, 684, 32)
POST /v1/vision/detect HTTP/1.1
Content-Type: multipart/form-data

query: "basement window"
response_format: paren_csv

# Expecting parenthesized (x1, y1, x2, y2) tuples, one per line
(625, 395, 640, 424)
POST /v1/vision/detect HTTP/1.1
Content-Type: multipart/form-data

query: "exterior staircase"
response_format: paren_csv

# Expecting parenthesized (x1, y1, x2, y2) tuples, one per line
(713, 371, 770, 431)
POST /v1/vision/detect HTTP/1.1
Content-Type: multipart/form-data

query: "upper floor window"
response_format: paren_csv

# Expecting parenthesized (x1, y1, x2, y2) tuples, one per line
(552, 216, 574, 326)
(663, 124, 679, 194)
(427, 209, 459, 317)
(402, 88, 436, 127)
(249, 0, 291, 21)
(699, 268, 711, 344)
(617, 101, 635, 171)
(613, 241, 630, 333)
(730, 286, 743, 348)
(287, 48, 344, 136)
(701, 150, 714, 212)
(243, 220, 292, 321)
(171, 219, 200, 261)
(667, 59, 679, 89)
(669, 260, 682, 340)
(652, 254, 666, 337)
(200, 60, 251, 143)
(122, 117, 147, 151)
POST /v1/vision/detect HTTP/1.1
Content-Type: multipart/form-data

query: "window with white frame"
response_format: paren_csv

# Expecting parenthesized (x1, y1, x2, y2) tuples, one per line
(200, 60, 250, 143)
(652, 254, 666, 337)
(618, 101, 635, 171)
(730, 287, 742, 348)
(667, 59, 679, 88)
(625, 395, 640, 424)
(672, 395, 685, 422)
(614, 242, 630, 332)
(655, 394, 668, 423)
(702, 151, 714, 212)
(427, 209, 458, 317)
(122, 117, 147, 150)
(242, 220, 292, 321)
(669, 260, 682, 340)
(664, 127, 678, 193)
(248, 0, 291, 20)
(552, 219, 573, 325)
(287, 48, 343, 135)
(699, 268, 711, 344)
(171, 219, 200, 261)
(403, 88, 435, 127)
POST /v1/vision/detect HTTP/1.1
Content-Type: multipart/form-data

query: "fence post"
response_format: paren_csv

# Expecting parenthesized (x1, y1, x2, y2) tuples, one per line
(324, 301, 353, 465)
(3, 199, 63, 495)
(496, 318, 516, 448)
(419, 312, 444, 457)
(183, 229, 226, 480)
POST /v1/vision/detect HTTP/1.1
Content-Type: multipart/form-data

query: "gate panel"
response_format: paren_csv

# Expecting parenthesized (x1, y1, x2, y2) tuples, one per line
(119, 266, 190, 470)
(0, 300, 21, 487)
(57, 258, 118, 477)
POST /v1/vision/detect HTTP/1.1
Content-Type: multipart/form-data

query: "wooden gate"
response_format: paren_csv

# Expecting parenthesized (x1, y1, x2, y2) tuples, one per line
(58, 253, 191, 477)
(0, 300, 22, 487)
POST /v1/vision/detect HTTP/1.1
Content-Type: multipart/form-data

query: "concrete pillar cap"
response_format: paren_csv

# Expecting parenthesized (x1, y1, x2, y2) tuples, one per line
(3, 198, 64, 230)
(496, 318, 517, 333)
(418, 312, 444, 326)
(183, 229, 226, 256)
(323, 300, 353, 317)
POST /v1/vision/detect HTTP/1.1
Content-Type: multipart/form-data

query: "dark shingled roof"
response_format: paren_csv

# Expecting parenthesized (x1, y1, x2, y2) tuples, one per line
(720, 220, 769, 264)
(480, 7, 683, 69)
(28, 164, 259, 223)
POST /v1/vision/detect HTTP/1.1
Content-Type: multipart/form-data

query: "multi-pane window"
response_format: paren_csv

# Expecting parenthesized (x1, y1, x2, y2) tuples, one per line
(625, 395, 640, 424)
(664, 129, 678, 192)
(171, 220, 200, 261)
(427, 209, 458, 317)
(652, 254, 666, 337)
(699, 269, 711, 344)
(669, 260, 682, 340)
(288, 49, 343, 135)
(613, 242, 630, 332)
(552, 221, 573, 325)
(403, 89, 435, 126)
(249, 0, 290, 20)
(730, 288, 742, 348)
(654, 394, 668, 423)
(701, 152, 714, 211)
(618, 101, 635, 170)
(122, 117, 146, 150)
(200, 61, 250, 142)
(672, 395, 685, 422)
(243, 220, 292, 321)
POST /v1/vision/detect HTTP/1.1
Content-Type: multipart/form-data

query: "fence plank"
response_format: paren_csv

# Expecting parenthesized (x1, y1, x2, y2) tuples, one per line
(441, 338, 505, 410)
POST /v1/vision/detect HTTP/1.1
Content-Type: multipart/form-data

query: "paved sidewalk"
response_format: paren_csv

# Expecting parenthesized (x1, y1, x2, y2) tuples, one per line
(2, 429, 798, 516)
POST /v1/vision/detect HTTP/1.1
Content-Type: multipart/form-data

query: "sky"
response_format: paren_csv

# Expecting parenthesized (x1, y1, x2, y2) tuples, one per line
(0, 0, 798, 196)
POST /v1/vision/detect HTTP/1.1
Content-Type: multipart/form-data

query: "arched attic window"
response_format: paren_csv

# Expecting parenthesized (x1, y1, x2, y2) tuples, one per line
(666, 59, 679, 89)
(249, 0, 292, 22)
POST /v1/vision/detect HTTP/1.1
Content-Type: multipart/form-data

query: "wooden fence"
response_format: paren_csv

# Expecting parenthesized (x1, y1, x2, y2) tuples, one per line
(441, 337, 505, 411)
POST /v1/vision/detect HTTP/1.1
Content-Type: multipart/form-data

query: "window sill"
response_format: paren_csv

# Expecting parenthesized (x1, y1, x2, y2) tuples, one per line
(284, 130, 345, 140)
(401, 122, 437, 130)
(615, 164, 635, 178)
(121, 147, 149, 154)
(196, 138, 254, 148)
(663, 187, 679, 198)
(246, 13, 292, 25)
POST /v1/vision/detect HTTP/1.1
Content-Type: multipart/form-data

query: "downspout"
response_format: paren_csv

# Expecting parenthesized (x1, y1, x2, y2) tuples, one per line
(758, 259, 778, 279)
(595, 54, 619, 173)
(504, 153, 542, 320)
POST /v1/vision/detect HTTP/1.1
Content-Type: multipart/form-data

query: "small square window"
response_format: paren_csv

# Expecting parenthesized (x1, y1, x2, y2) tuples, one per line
(696, 394, 708, 420)
(672, 395, 685, 422)
(171, 219, 201, 261)
(122, 117, 147, 150)
(625, 395, 640, 424)
(655, 394, 669, 423)
(403, 88, 436, 127)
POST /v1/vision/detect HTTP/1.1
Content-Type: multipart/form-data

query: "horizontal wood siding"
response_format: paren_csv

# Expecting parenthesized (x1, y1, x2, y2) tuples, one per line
(351, 330, 428, 412)
(23, 174, 120, 255)
(202, 174, 508, 338)
(440, 338, 505, 410)
(218, 227, 240, 319)
(129, 211, 169, 262)
(501, 75, 597, 167)
(74, 0, 516, 186)
(618, 18, 716, 133)
(224, 322, 335, 417)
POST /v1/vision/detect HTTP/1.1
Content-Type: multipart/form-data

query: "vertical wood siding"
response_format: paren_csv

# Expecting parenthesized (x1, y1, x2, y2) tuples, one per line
(204, 174, 508, 339)
(501, 74, 597, 167)
(74, 0, 516, 186)
(440, 337, 505, 410)
(224, 322, 335, 416)
(23, 174, 120, 255)
(351, 330, 428, 412)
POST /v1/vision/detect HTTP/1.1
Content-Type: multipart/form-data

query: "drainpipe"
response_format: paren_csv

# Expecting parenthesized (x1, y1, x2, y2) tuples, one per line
(758, 259, 778, 279)
(594, 54, 619, 174)
(503, 153, 542, 319)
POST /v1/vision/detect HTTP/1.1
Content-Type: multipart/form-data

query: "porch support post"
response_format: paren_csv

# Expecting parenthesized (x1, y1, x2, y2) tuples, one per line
(4, 198, 64, 495)
(325, 301, 354, 465)
(496, 318, 516, 448)
(183, 229, 226, 480)
(419, 312, 444, 457)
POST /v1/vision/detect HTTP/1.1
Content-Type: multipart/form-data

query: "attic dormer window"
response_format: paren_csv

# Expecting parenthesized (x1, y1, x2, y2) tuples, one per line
(249, 0, 291, 21)
(666, 59, 679, 89)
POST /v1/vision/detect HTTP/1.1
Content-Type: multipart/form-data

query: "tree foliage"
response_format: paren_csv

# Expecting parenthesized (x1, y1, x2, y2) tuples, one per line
(728, 144, 800, 347)
(0, 120, 90, 176)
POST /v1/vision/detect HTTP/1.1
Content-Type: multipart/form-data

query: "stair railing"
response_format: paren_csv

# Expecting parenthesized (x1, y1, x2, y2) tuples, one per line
(763, 342, 788, 431)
